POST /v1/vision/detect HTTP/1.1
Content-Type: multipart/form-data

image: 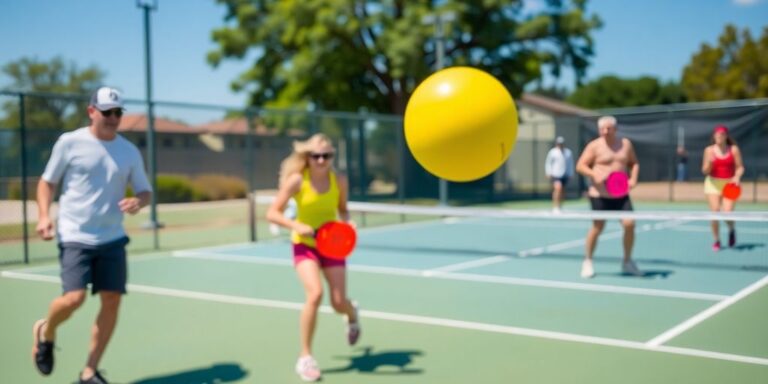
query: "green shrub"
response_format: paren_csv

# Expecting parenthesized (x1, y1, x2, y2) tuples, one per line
(156, 174, 196, 203)
(7, 179, 37, 200)
(192, 174, 247, 201)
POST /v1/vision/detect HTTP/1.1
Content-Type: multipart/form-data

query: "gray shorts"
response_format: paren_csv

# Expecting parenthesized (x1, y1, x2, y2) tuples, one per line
(58, 236, 129, 295)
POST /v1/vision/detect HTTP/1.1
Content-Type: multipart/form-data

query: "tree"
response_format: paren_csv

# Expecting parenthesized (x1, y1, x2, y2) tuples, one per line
(208, 0, 602, 115)
(567, 75, 686, 109)
(0, 56, 105, 130)
(682, 25, 768, 101)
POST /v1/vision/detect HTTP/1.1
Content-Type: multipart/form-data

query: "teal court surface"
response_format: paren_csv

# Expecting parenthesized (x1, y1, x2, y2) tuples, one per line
(2, 213, 767, 383)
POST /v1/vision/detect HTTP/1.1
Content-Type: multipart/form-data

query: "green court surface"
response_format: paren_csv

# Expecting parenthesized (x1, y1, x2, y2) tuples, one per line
(1, 207, 767, 383)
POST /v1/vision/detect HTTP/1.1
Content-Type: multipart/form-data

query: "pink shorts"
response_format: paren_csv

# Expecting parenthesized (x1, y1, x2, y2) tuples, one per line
(293, 243, 346, 268)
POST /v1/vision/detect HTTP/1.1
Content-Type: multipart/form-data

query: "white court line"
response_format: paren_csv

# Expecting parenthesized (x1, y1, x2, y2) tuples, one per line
(645, 274, 768, 347)
(2, 270, 766, 366)
(424, 220, 687, 274)
(422, 255, 511, 276)
(172, 250, 726, 301)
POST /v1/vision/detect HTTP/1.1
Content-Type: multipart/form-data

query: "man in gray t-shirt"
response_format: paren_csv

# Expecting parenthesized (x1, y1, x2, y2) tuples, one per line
(32, 87, 152, 384)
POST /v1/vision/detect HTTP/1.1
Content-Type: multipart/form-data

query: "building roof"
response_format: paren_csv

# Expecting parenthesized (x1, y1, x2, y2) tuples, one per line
(195, 117, 274, 135)
(118, 114, 304, 136)
(118, 114, 199, 134)
(519, 93, 594, 117)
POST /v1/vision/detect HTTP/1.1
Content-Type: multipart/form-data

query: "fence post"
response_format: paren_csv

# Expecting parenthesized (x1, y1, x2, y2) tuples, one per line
(19, 94, 29, 264)
(246, 108, 257, 242)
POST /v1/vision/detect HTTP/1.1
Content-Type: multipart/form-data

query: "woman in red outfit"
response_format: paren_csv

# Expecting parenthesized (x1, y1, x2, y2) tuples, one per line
(701, 125, 745, 251)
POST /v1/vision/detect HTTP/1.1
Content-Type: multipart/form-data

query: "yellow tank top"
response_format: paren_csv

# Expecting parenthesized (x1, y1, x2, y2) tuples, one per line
(291, 169, 339, 246)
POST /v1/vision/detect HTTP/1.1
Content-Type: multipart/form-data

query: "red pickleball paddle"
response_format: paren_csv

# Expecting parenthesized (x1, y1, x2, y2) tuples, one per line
(722, 182, 741, 201)
(315, 221, 357, 260)
(605, 171, 629, 197)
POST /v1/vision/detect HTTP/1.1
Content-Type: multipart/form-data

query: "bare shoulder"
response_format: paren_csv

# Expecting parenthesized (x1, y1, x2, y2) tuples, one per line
(283, 172, 304, 193)
(334, 171, 349, 185)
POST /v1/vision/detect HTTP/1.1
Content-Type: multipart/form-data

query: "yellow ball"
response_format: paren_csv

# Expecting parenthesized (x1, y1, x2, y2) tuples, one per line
(404, 67, 518, 182)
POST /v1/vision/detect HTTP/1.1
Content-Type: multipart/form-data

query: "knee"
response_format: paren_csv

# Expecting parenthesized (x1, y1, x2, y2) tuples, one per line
(100, 292, 122, 310)
(62, 291, 87, 310)
(330, 297, 347, 314)
(592, 221, 606, 232)
(622, 220, 635, 231)
(305, 289, 323, 308)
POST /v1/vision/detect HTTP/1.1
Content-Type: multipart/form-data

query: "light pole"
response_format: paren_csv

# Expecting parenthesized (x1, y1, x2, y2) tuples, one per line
(423, 11, 456, 206)
(137, 0, 161, 248)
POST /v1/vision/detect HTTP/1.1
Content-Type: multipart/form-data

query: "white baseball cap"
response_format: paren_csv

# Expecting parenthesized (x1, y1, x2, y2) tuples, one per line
(90, 87, 124, 111)
(555, 136, 565, 144)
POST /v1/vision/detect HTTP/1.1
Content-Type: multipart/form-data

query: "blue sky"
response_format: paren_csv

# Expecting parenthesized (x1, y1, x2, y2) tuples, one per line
(1, 0, 766, 109)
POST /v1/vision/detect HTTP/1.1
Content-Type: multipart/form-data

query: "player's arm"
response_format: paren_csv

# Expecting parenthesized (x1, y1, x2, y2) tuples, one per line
(36, 179, 57, 240)
(120, 151, 153, 215)
(575, 142, 596, 180)
(625, 139, 640, 188)
(701, 146, 713, 176)
(266, 173, 313, 236)
(732, 145, 745, 184)
(120, 191, 151, 215)
(336, 173, 351, 223)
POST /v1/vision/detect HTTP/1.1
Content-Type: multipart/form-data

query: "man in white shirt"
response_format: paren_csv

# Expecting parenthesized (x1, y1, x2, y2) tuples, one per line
(544, 136, 574, 213)
(32, 87, 152, 384)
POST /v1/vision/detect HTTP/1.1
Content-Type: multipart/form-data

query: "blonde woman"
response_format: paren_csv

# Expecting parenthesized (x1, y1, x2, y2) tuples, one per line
(702, 125, 744, 251)
(266, 133, 360, 382)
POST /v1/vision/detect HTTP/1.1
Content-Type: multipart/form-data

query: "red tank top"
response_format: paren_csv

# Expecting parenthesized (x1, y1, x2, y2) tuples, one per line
(710, 148, 735, 178)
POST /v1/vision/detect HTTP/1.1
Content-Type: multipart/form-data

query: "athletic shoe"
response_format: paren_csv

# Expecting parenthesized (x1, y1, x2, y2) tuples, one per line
(712, 241, 721, 252)
(728, 230, 736, 247)
(295, 356, 321, 382)
(346, 301, 361, 346)
(622, 260, 643, 276)
(580, 259, 595, 278)
(79, 371, 109, 384)
(32, 319, 54, 375)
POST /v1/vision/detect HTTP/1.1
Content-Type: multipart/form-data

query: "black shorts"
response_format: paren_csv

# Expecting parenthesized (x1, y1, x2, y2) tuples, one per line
(552, 176, 569, 186)
(58, 236, 129, 295)
(589, 196, 633, 211)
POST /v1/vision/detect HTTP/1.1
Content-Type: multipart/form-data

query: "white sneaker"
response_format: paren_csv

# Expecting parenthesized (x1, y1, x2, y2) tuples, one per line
(295, 355, 321, 382)
(622, 260, 643, 276)
(269, 223, 280, 236)
(552, 207, 561, 214)
(580, 259, 595, 278)
(345, 301, 361, 346)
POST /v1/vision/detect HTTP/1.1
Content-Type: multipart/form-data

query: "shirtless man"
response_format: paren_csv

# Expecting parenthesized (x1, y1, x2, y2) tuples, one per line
(575, 116, 642, 278)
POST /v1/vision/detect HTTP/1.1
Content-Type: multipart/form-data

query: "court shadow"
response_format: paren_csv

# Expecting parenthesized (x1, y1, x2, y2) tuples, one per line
(731, 242, 765, 252)
(131, 363, 248, 384)
(323, 346, 424, 375)
(540, 252, 768, 274)
(614, 270, 675, 279)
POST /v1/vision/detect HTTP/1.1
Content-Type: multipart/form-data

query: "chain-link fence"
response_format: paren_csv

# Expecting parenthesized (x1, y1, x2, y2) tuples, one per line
(2, 90, 766, 264)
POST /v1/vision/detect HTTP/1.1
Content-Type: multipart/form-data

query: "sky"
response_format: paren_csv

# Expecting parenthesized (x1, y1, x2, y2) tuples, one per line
(1, 0, 766, 110)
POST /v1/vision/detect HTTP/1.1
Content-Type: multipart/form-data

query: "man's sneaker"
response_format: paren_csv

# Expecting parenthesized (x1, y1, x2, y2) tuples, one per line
(346, 302, 361, 346)
(580, 259, 595, 279)
(79, 371, 109, 384)
(713, 241, 721, 252)
(728, 230, 736, 247)
(622, 260, 643, 276)
(295, 355, 321, 382)
(32, 319, 54, 375)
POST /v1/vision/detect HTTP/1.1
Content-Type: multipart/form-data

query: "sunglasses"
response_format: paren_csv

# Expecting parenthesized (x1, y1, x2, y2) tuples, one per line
(309, 152, 334, 160)
(99, 109, 123, 118)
